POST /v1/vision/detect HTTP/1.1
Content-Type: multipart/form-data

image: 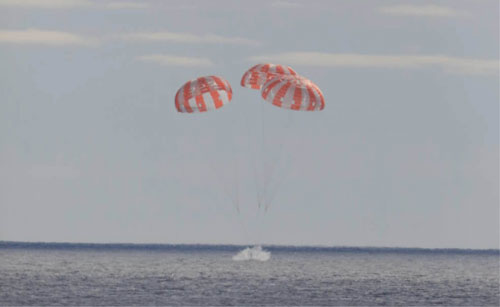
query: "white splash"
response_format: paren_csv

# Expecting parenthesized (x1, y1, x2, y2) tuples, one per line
(232, 245, 271, 261)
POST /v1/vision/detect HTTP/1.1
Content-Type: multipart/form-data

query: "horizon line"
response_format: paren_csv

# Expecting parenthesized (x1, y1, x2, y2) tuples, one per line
(0, 240, 498, 253)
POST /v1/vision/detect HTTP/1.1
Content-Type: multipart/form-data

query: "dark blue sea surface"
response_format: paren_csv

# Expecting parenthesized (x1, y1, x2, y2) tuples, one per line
(0, 241, 498, 306)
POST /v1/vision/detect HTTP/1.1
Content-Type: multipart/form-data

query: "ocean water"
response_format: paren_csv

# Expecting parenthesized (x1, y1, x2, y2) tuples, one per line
(0, 242, 498, 306)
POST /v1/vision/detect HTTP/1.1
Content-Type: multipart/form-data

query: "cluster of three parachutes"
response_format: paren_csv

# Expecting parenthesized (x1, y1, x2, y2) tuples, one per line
(174, 64, 325, 214)
(174, 63, 325, 113)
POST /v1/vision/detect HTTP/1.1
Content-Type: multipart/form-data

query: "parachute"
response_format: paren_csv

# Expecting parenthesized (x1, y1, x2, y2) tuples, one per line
(174, 75, 240, 214)
(241, 63, 297, 90)
(175, 75, 233, 113)
(174, 67, 325, 242)
(241, 67, 325, 212)
(261, 75, 325, 111)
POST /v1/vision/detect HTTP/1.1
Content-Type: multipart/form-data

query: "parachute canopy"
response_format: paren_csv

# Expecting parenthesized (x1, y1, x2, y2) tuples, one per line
(261, 75, 325, 111)
(175, 75, 233, 113)
(241, 63, 297, 90)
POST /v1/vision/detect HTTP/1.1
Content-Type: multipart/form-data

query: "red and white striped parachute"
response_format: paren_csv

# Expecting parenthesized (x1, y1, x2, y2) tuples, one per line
(241, 63, 297, 90)
(175, 75, 233, 113)
(261, 75, 325, 111)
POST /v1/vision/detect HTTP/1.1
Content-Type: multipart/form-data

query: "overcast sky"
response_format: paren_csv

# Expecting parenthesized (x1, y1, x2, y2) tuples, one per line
(0, 0, 498, 249)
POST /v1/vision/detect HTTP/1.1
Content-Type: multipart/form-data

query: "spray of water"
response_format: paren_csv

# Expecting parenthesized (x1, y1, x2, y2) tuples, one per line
(232, 245, 271, 261)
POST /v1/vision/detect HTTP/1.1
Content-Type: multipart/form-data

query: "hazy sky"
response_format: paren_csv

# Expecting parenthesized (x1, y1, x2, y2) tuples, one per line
(0, 0, 498, 248)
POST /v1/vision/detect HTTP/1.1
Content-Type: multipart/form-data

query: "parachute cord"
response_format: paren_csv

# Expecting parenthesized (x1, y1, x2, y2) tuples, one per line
(257, 99, 266, 210)
(204, 146, 232, 209)
(245, 99, 260, 211)
(264, 154, 291, 212)
(247, 101, 263, 215)
(260, 110, 295, 212)
(253, 158, 262, 210)
(228, 113, 240, 215)
(203, 115, 240, 216)
(233, 148, 240, 214)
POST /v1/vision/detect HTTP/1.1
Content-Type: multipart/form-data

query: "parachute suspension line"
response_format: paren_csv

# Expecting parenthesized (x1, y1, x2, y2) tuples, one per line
(260, 109, 295, 213)
(243, 99, 263, 218)
(203, 117, 240, 216)
(174, 75, 239, 213)
(237, 102, 268, 245)
(232, 139, 240, 214)
(264, 153, 292, 212)
(254, 98, 266, 211)
(226, 118, 240, 214)
(261, 99, 268, 210)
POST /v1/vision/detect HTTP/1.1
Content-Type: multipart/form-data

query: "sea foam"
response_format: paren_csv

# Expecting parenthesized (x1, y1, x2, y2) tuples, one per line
(232, 245, 271, 261)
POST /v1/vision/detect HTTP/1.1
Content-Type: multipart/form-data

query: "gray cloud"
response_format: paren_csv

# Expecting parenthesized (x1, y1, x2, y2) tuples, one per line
(0, 0, 92, 8)
(249, 52, 499, 75)
(0, 0, 148, 9)
(0, 29, 97, 46)
(137, 54, 214, 67)
(121, 31, 261, 46)
(379, 5, 470, 17)
(270, 1, 301, 8)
